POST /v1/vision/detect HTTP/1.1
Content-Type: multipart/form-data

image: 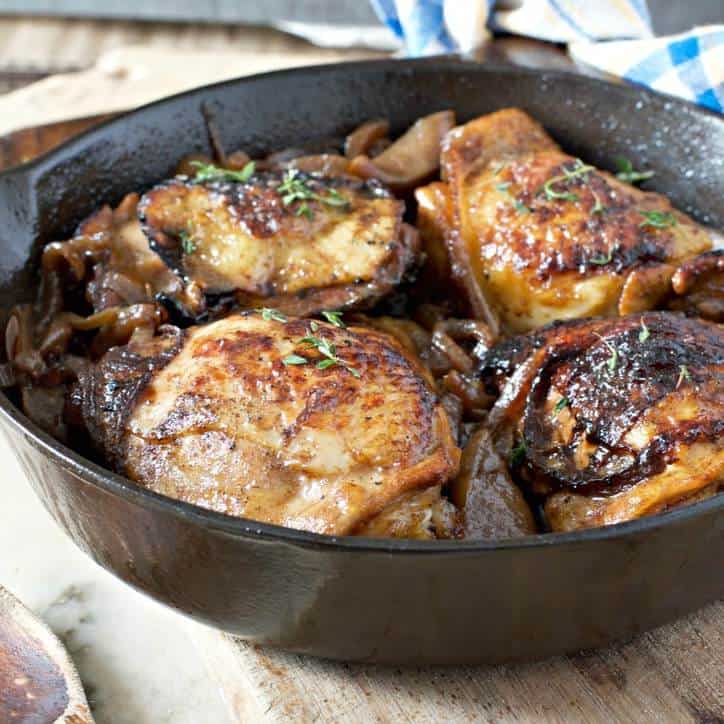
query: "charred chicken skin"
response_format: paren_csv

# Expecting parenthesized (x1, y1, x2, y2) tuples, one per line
(440, 109, 715, 333)
(80, 313, 460, 536)
(139, 170, 418, 318)
(481, 312, 723, 531)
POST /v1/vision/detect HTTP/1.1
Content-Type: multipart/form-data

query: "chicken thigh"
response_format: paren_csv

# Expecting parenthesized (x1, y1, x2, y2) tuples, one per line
(481, 311, 723, 531)
(80, 312, 460, 536)
(441, 108, 715, 333)
(139, 169, 418, 318)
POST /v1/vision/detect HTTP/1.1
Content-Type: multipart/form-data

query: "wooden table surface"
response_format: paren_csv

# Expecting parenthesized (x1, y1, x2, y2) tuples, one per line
(0, 16, 721, 724)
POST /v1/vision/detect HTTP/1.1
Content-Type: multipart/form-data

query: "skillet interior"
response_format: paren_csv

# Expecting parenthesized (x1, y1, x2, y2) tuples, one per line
(0, 60, 721, 663)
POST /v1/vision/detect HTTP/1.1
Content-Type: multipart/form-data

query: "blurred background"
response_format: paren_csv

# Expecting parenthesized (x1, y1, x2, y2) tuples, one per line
(0, 0, 720, 91)
(0, 1, 719, 151)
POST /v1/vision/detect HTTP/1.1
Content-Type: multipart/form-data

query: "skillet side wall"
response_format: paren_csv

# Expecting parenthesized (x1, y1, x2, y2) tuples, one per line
(4, 417, 724, 664)
(0, 61, 722, 663)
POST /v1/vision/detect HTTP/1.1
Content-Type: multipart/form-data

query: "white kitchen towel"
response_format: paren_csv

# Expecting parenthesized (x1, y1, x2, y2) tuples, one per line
(371, 1, 723, 112)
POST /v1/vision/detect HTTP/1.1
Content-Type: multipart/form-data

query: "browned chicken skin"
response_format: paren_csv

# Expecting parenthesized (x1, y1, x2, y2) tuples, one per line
(441, 109, 715, 333)
(481, 311, 723, 531)
(139, 171, 418, 318)
(7, 109, 722, 540)
(80, 313, 460, 536)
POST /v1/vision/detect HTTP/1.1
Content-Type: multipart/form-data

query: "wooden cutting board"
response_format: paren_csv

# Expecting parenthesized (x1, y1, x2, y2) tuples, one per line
(1, 43, 722, 724)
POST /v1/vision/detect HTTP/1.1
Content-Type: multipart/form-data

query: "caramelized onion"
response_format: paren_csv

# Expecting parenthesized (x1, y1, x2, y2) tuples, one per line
(618, 263, 675, 315)
(449, 425, 536, 539)
(670, 250, 724, 321)
(348, 110, 455, 192)
(441, 370, 494, 416)
(446, 227, 501, 338)
(289, 154, 350, 176)
(6, 306, 44, 377)
(344, 119, 390, 159)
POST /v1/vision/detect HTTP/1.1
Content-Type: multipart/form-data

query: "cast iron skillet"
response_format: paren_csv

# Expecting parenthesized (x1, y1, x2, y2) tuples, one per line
(0, 59, 722, 665)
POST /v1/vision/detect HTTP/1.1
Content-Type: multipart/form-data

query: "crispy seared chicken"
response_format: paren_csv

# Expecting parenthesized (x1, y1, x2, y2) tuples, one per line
(9, 108, 722, 540)
(139, 170, 418, 318)
(481, 311, 723, 531)
(80, 313, 460, 536)
(440, 109, 716, 333)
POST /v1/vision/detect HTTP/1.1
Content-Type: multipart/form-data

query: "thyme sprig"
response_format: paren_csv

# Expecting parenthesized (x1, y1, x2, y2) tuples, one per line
(676, 365, 692, 389)
(595, 333, 619, 374)
(178, 230, 196, 255)
(590, 243, 620, 266)
(542, 159, 594, 202)
(282, 322, 360, 378)
(591, 189, 605, 214)
(552, 397, 570, 419)
(190, 160, 256, 183)
(638, 210, 677, 230)
(614, 157, 654, 184)
(638, 318, 650, 343)
(256, 307, 288, 323)
(321, 310, 346, 328)
(277, 169, 350, 218)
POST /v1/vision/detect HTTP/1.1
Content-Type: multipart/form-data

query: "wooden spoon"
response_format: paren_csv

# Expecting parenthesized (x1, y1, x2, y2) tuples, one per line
(0, 584, 94, 723)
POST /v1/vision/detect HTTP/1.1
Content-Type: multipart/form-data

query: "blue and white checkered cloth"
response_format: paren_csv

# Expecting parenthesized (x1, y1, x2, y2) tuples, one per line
(371, 1, 723, 113)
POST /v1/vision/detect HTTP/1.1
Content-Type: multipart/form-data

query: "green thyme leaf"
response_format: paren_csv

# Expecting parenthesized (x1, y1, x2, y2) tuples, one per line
(257, 307, 287, 323)
(513, 199, 530, 215)
(614, 157, 654, 184)
(638, 319, 650, 343)
(542, 159, 593, 202)
(638, 210, 677, 230)
(324, 188, 349, 207)
(595, 334, 619, 374)
(309, 320, 319, 333)
(295, 202, 312, 219)
(178, 230, 195, 255)
(590, 244, 619, 266)
(277, 169, 350, 218)
(296, 329, 359, 378)
(591, 190, 605, 214)
(510, 440, 527, 466)
(552, 397, 570, 418)
(321, 310, 345, 328)
(495, 182, 511, 192)
(282, 354, 307, 366)
(676, 364, 692, 389)
(190, 160, 256, 183)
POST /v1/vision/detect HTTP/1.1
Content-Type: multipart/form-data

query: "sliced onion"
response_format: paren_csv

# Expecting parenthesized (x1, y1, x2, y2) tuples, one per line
(348, 110, 455, 192)
(289, 154, 350, 176)
(344, 119, 390, 159)
(449, 425, 536, 539)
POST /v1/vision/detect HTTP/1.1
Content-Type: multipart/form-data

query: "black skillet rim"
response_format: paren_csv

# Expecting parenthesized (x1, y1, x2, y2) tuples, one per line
(0, 57, 721, 553)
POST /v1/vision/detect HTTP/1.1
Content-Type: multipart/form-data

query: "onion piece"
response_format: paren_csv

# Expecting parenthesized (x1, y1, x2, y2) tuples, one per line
(289, 154, 350, 176)
(344, 119, 390, 159)
(449, 425, 536, 539)
(348, 110, 455, 192)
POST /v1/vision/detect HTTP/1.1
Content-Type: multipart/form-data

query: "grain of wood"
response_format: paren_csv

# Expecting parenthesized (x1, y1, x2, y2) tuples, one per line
(191, 601, 723, 724)
(0, 16, 381, 72)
